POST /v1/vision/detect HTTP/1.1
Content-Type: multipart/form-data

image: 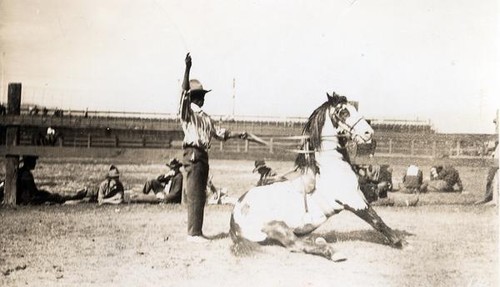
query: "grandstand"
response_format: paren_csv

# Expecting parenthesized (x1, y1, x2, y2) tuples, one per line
(0, 106, 494, 160)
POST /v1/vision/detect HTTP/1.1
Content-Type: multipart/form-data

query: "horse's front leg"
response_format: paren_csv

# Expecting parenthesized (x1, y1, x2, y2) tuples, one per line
(345, 205, 405, 248)
(261, 221, 345, 261)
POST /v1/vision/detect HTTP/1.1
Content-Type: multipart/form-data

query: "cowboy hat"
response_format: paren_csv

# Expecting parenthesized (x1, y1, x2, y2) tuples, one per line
(189, 79, 211, 95)
(21, 155, 39, 160)
(107, 165, 120, 178)
(20, 155, 39, 163)
(253, 159, 267, 173)
(166, 158, 183, 169)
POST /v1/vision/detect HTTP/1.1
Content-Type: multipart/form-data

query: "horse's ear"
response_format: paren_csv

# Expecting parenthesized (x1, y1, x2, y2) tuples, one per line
(327, 91, 339, 104)
(339, 96, 347, 104)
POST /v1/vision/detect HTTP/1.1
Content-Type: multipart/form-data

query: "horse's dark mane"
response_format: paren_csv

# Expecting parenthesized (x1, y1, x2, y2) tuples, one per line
(294, 96, 351, 174)
(294, 101, 333, 174)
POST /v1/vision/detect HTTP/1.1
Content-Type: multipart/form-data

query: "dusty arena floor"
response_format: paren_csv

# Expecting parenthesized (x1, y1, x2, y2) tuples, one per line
(0, 159, 498, 286)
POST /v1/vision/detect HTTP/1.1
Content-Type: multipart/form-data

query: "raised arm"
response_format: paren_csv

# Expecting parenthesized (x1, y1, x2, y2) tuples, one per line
(179, 53, 192, 121)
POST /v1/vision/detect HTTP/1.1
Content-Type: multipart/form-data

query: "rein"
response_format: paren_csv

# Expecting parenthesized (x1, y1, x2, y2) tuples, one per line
(246, 133, 349, 154)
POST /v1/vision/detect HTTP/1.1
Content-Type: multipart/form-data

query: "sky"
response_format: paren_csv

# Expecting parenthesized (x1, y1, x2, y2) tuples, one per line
(0, 0, 498, 133)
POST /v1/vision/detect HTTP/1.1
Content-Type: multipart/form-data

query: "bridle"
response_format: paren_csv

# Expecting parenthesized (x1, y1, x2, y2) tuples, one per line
(330, 104, 370, 143)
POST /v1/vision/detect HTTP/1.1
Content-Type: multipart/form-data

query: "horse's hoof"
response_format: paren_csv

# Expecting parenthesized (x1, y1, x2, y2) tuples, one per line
(315, 237, 327, 245)
(330, 251, 347, 262)
(392, 238, 408, 249)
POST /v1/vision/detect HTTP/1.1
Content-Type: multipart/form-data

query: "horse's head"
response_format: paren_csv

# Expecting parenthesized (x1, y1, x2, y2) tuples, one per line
(327, 92, 373, 144)
(296, 91, 374, 173)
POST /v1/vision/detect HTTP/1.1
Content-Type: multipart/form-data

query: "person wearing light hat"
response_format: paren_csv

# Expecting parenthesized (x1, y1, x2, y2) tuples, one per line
(179, 53, 248, 243)
(142, 158, 183, 204)
(253, 159, 281, 187)
(16, 155, 87, 205)
(97, 165, 124, 205)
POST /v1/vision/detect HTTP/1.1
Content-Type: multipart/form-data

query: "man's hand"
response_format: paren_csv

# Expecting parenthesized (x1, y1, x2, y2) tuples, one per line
(239, 132, 248, 140)
(185, 53, 192, 68)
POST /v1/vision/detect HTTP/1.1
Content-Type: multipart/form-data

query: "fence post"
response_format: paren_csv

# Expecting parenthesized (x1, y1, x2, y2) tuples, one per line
(87, 134, 92, 148)
(388, 139, 393, 154)
(114, 135, 119, 147)
(269, 138, 274, 153)
(456, 140, 461, 156)
(432, 141, 437, 157)
(244, 139, 249, 152)
(220, 141, 223, 151)
(4, 83, 22, 206)
(410, 140, 415, 156)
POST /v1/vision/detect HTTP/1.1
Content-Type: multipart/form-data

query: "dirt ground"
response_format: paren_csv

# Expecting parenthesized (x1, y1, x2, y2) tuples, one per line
(0, 159, 498, 287)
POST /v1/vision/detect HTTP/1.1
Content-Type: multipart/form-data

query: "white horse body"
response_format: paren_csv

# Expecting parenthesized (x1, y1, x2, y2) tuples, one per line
(233, 109, 369, 242)
(230, 94, 403, 260)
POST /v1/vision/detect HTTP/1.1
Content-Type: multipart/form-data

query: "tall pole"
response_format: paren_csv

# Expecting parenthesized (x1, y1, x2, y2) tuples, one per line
(232, 78, 235, 120)
(4, 83, 22, 205)
(1, 52, 5, 102)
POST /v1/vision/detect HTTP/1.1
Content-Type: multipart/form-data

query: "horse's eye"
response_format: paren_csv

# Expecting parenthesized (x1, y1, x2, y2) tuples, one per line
(339, 109, 350, 119)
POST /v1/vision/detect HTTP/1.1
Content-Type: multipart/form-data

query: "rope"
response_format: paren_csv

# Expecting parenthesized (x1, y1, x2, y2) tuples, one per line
(246, 132, 348, 154)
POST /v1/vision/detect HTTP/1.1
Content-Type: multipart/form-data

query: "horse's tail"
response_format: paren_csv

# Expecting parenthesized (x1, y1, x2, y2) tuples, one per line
(229, 213, 260, 257)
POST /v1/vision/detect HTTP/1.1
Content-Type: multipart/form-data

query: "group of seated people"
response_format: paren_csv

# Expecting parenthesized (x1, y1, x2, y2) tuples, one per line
(0, 155, 240, 206)
(351, 163, 465, 203)
(0, 156, 482, 207)
(399, 164, 463, 194)
(11, 155, 126, 206)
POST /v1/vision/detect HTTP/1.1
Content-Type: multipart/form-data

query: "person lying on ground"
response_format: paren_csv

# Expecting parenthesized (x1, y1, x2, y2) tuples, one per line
(16, 155, 87, 205)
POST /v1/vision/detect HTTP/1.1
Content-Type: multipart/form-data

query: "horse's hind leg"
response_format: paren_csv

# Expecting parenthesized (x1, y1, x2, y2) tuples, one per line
(262, 221, 345, 261)
(347, 205, 404, 248)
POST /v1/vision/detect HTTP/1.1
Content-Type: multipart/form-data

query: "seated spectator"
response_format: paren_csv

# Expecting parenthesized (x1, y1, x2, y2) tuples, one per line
(16, 155, 87, 205)
(205, 175, 241, 205)
(97, 165, 124, 205)
(45, 127, 57, 146)
(399, 165, 425, 194)
(355, 164, 392, 202)
(253, 160, 286, 186)
(141, 158, 183, 204)
(423, 165, 463, 192)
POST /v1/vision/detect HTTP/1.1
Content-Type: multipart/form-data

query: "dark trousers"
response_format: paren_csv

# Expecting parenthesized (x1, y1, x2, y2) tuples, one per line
(183, 147, 209, 236)
(484, 167, 499, 202)
(30, 190, 66, 205)
(142, 179, 165, 194)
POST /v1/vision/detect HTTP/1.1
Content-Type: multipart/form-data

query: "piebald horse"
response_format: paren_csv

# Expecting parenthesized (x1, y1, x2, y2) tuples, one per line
(230, 92, 404, 261)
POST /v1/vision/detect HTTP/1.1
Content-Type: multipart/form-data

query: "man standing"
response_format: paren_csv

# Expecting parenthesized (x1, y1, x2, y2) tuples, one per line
(179, 53, 247, 243)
